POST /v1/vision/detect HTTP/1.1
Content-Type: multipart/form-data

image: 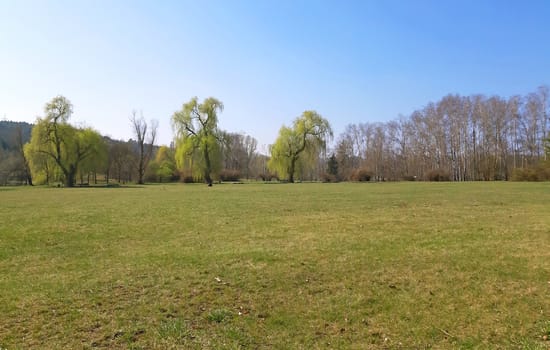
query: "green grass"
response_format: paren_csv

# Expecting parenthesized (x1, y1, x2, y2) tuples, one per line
(0, 182, 549, 349)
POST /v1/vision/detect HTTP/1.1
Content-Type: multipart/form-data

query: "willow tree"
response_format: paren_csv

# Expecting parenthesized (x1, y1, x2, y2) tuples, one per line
(149, 145, 176, 182)
(171, 97, 224, 186)
(25, 96, 106, 187)
(269, 111, 333, 182)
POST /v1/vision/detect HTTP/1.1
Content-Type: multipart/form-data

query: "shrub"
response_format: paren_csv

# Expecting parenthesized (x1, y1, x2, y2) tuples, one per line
(321, 172, 338, 183)
(219, 169, 241, 182)
(351, 168, 372, 182)
(170, 173, 180, 182)
(179, 170, 196, 183)
(258, 172, 279, 181)
(512, 165, 550, 181)
(402, 175, 417, 181)
(426, 169, 450, 181)
(144, 163, 159, 182)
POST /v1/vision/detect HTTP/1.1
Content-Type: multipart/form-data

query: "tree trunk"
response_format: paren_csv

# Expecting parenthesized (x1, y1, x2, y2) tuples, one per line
(205, 173, 213, 186)
(65, 168, 76, 187)
(45, 162, 50, 184)
(138, 162, 144, 184)
(204, 144, 213, 186)
(288, 157, 297, 183)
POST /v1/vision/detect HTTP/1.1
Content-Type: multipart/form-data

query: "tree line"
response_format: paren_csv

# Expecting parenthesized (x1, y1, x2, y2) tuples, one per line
(0, 96, 273, 187)
(333, 86, 550, 181)
(1, 86, 549, 186)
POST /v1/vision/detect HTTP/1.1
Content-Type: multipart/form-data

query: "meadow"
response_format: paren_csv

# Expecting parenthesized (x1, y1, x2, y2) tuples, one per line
(0, 182, 549, 349)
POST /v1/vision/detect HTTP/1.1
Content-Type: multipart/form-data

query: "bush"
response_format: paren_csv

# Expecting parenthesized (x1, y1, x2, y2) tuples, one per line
(179, 171, 196, 183)
(350, 168, 372, 182)
(351, 168, 372, 182)
(402, 175, 417, 181)
(512, 165, 550, 181)
(321, 172, 338, 183)
(257, 172, 279, 181)
(426, 169, 450, 181)
(219, 169, 241, 182)
(170, 173, 180, 182)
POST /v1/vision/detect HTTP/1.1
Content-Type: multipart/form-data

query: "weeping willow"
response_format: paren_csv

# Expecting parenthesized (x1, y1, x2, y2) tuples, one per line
(268, 111, 333, 182)
(172, 97, 224, 185)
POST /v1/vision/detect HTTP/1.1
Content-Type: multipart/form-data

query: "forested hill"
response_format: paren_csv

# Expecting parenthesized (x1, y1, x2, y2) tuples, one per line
(0, 121, 151, 152)
(0, 121, 33, 151)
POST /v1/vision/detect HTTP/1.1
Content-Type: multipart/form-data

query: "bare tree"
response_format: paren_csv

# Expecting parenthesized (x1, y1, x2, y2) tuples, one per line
(334, 86, 550, 182)
(220, 132, 258, 179)
(130, 111, 158, 184)
(537, 85, 549, 160)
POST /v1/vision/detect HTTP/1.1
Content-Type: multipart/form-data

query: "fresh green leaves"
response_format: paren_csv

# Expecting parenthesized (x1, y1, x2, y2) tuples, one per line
(25, 96, 106, 186)
(269, 111, 333, 182)
(171, 97, 224, 185)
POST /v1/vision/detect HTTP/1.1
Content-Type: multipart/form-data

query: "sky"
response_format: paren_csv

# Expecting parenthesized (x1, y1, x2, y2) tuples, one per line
(1, 0, 550, 149)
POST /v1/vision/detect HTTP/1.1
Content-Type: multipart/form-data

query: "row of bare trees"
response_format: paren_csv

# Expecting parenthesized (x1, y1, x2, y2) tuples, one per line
(333, 86, 550, 181)
(219, 131, 273, 180)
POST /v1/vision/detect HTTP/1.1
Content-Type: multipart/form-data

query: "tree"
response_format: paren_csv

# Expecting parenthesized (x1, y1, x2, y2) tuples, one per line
(108, 142, 136, 183)
(0, 148, 18, 185)
(149, 145, 176, 182)
(24, 140, 56, 184)
(327, 153, 338, 177)
(331, 86, 550, 182)
(15, 126, 33, 185)
(172, 97, 224, 186)
(24, 96, 105, 187)
(269, 111, 333, 182)
(130, 111, 158, 184)
(78, 137, 108, 184)
(0, 123, 33, 185)
(219, 132, 258, 179)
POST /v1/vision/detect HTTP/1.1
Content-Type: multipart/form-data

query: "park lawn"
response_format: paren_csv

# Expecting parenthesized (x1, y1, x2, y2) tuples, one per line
(0, 182, 549, 349)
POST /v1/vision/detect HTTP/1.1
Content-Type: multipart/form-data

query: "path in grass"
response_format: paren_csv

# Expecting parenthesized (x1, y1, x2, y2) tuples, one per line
(0, 182, 549, 349)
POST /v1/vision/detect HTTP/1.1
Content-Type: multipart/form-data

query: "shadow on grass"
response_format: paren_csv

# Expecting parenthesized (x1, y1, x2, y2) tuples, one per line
(46, 184, 145, 189)
(75, 184, 144, 189)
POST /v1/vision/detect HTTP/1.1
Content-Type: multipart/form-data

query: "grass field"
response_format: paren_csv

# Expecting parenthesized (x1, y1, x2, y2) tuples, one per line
(0, 182, 549, 349)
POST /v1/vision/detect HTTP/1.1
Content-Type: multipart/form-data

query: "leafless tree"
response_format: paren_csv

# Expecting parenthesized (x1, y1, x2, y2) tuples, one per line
(130, 111, 158, 184)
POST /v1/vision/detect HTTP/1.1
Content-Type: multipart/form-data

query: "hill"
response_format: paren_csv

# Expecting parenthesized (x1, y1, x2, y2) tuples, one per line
(0, 121, 33, 151)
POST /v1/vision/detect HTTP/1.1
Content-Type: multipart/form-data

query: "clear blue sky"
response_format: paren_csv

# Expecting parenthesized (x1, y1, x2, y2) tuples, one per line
(1, 0, 550, 148)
